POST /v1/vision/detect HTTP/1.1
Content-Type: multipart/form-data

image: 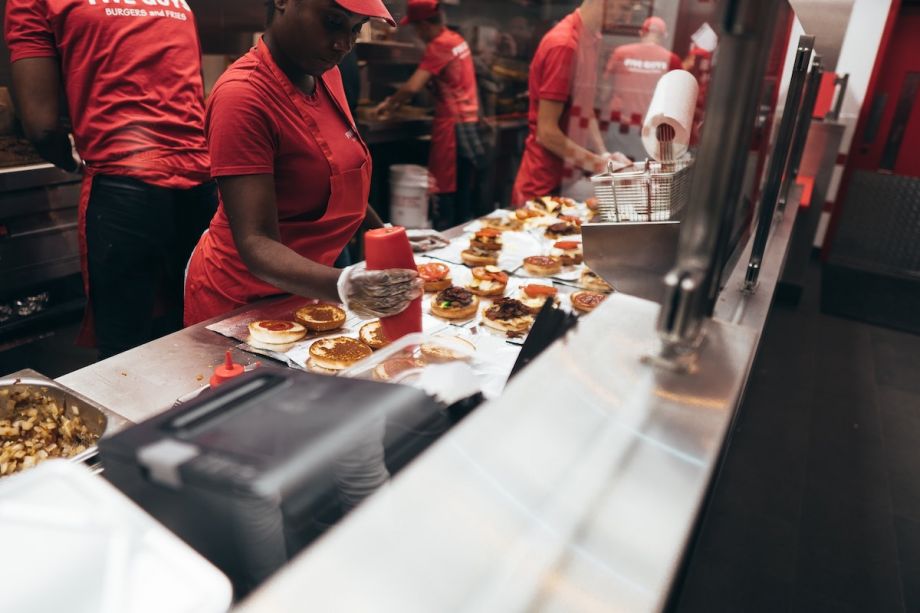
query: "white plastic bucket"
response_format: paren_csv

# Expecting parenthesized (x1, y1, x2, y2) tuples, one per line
(389, 164, 430, 229)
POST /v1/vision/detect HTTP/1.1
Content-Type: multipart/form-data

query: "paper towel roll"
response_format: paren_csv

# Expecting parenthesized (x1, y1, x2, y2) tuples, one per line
(641, 70, 699, 162)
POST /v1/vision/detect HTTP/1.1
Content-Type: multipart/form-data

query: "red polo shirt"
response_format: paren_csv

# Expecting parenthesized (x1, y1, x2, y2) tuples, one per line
(4, 0, 209, 187)
(512, 9, 583, 206)
(420, 28, 479, 123)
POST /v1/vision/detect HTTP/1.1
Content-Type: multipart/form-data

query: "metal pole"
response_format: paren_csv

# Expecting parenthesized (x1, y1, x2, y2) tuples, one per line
(743, 35, 815, 292)
(778, 54, 825, 212)
(656, 0, 784, 356)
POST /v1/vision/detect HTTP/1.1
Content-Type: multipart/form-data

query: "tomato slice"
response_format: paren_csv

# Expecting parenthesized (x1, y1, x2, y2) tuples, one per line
(523, 284, 558, 297)
(417, 262, 449, 281)
(476, 227, 503, 238)
(472, 267, 508, 283)
(554, 241, 581, 250)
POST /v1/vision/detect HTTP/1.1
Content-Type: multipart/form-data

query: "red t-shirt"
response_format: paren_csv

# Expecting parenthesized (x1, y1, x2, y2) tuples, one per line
(4, 0, 209, 188)
(604, 42, 682, 124)
(419, 28, 479, 123)
(205, 43, 367, 223)
(512, 10, 582, 205)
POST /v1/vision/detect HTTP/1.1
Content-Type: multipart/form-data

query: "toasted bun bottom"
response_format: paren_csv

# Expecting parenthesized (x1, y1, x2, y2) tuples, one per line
(420, 336, 477, 363)
(423, 277, 452, 292)
(358, 321, 390, 350)
(248, 322, 307, 345)
(461, 250, 498, 266)
(294, 305, 346, 332)
(307, 358, 340, 375)
(430, 296, 479, 319)
(481, 312, 534, 333)
(373, 358, 423, 381)
(308, 338, 373, 370)
(523, 261, 562, 276)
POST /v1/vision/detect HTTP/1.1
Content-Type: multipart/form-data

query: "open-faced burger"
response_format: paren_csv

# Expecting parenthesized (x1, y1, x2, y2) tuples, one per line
(430, 286, 480, 320)
(481, 297, 535, 334)
(518, 284, 560, 314)
(544, 221, 581, 240)
(551, 240, 583, 266)
(467, 265, 509, 297)
(417, 261, 452, 292)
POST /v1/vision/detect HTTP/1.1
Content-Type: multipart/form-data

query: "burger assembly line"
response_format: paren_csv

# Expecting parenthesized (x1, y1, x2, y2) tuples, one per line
(0, 0, 706, 605)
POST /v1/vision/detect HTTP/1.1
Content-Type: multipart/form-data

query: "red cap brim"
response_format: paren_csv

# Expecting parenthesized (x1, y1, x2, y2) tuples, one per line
(335, 0, 396, 27)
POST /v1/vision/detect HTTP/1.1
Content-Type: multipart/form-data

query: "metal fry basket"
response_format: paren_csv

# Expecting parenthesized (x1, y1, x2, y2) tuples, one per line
(590, 158, 692, 222)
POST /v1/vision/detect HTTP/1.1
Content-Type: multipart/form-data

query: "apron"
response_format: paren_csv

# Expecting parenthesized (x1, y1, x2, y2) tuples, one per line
(75, 170, 97, 347)
(183, 44, 371, 326)
(429, 116, 457, 194)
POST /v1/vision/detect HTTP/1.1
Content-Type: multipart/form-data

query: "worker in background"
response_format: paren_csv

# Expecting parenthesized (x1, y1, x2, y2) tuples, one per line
(602, 16, 682, 160)
(374, 0, 483, 230)
(511, 0, 629, 207)
(5, 0, 217, 359)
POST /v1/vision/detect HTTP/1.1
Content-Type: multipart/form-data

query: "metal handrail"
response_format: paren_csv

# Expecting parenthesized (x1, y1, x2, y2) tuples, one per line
(779, 55, 825, 212)
(743, 35, 815, 292)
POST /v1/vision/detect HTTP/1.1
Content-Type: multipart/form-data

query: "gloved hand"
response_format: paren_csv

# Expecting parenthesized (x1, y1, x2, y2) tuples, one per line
(337, 262, 423, 318)
(405, 228, 450, 252)
(601, 151, 632, 172)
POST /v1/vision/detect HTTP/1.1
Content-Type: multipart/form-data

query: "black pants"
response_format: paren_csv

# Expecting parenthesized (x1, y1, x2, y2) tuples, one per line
(85, 175, 218, 359)
(434, 155, 478, 231)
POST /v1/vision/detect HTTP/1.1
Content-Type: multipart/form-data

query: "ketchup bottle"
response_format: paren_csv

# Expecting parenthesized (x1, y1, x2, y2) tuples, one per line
(210, 350, 245, 388)
(364, 226, 422, 341)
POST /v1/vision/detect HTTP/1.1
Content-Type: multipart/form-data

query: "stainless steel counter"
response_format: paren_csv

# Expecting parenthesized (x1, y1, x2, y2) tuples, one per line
(56, 309, 264, 424)
(52, 188, 799, 612)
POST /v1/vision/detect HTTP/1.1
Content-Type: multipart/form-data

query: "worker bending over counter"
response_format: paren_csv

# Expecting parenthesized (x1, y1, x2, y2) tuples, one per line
(184, 0, 422, 326)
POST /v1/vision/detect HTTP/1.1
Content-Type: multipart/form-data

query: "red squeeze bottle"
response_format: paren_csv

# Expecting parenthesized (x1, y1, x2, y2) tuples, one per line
(364, 226, 422, 341)
(210, 350, 245, 388)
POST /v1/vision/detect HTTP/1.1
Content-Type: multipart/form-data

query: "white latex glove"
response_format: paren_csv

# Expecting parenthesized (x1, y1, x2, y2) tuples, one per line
(337, 262, 423, 317)
(405, 228, 450, 252)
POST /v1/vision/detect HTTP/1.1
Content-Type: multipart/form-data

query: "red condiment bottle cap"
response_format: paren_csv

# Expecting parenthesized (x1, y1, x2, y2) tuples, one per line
(210, 350, 245, 388)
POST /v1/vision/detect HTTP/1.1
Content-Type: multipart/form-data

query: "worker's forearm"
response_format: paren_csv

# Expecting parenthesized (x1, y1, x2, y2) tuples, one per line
(388, 86, 416, 108)
(538, 127, 604, 173)
(588, 118, 607, 155)
(362, 205, 385, 231)
(238, 234, 342, 303)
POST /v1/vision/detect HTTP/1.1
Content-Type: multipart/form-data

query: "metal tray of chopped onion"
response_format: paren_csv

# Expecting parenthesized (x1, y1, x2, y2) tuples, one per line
(0, 369, 130, 477)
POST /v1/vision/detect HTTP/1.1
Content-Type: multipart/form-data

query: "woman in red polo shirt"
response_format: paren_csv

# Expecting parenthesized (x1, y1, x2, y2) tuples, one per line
(5, 0, 216, 359)
(184, 0, 421, 326)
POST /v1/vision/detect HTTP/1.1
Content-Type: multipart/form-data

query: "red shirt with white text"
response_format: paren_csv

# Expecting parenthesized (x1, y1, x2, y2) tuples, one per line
(4, 0, 210, 187)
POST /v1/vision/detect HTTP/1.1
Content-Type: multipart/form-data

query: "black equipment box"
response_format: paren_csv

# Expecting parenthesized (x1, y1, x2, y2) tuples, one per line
(99, 368, 444, 595)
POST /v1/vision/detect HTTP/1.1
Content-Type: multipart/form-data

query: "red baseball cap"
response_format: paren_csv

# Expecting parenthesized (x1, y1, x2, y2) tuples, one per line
(336, 0, 396, 27)
(641, 16, 668, 35)
(400, 0, 440, 26)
